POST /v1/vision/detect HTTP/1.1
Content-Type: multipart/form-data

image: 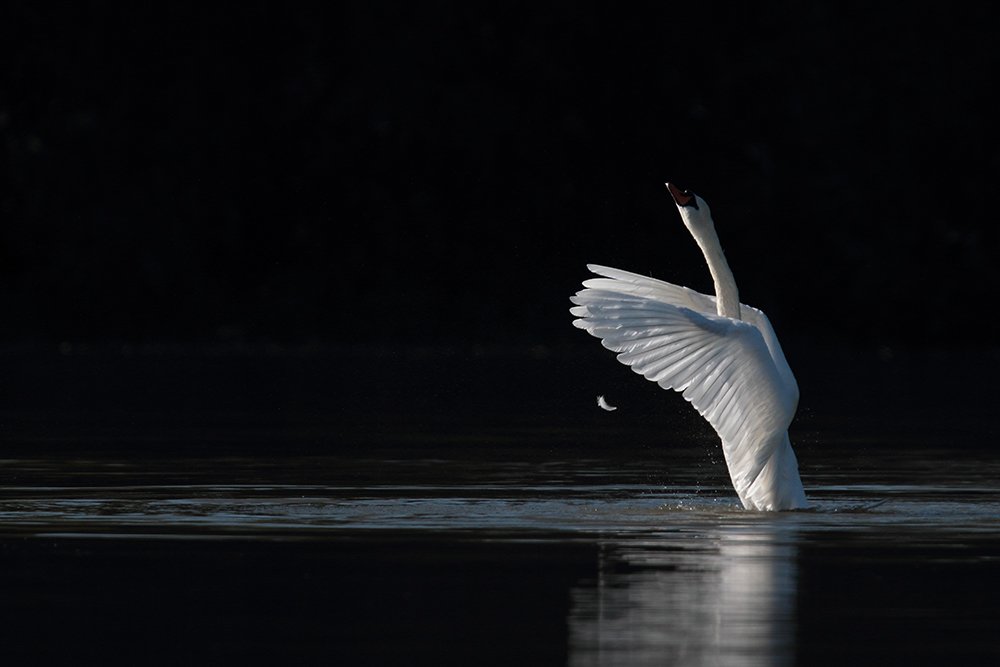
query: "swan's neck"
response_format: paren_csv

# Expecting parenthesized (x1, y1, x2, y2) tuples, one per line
(690, 223, 741, 320)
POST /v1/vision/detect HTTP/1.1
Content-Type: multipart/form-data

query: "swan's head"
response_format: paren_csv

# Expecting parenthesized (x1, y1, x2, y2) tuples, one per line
(666, 182, 714, 234)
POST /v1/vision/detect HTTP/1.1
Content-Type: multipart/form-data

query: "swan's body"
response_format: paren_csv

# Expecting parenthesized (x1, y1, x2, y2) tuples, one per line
(570, 184, 808, 511)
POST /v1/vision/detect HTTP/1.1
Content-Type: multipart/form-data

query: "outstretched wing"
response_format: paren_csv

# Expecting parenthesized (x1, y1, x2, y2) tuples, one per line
(570, 281, 796, 497)
(583, 264, 799, 410)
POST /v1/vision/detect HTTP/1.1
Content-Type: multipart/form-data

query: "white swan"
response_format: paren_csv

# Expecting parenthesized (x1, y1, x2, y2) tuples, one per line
(570, 183, 808, 510)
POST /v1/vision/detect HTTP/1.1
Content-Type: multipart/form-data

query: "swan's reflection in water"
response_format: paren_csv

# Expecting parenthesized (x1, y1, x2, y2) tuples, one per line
(569, 524, 797, 666)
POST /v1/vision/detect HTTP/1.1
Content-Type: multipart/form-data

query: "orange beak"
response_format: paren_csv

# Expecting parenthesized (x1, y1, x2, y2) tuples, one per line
(666, 182, 694, 207)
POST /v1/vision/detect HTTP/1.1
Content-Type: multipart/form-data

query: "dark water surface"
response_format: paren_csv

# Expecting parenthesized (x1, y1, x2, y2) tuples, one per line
(1, 346, 999, 665)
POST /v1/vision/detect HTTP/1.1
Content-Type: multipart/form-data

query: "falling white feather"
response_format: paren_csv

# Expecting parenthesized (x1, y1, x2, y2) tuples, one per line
(597, 395, 617, 411)
(570, 184, 808, 511)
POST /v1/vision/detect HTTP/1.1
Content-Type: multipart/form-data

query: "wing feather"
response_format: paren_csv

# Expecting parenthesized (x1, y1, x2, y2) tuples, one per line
(585, 264, 719, 315)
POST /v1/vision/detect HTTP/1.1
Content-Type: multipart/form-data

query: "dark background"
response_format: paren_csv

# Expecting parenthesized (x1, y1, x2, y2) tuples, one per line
(2, 7, 998, 664)
(1, 1, 998, 350)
